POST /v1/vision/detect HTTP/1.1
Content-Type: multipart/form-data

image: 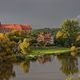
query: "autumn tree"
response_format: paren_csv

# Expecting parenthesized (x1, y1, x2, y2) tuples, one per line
(0, 33, 18, 58)
(56, 19, 79, 47)
(6, 30, 31, 42)
(18, 38, 30, 55)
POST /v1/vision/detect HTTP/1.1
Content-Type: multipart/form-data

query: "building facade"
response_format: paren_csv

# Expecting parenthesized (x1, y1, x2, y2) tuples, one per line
(0, 23, 32, 32)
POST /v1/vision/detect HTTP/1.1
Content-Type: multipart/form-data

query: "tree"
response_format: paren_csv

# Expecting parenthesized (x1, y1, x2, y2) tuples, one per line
(6, 30, 31, 42)
(56, 19, 79, 47)
(18, 38, 30, 55)
(0, 33, 18, 58)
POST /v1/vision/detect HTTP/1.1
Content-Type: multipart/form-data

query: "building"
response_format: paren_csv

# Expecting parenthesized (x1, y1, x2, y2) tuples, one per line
(0, 22, 32, 32)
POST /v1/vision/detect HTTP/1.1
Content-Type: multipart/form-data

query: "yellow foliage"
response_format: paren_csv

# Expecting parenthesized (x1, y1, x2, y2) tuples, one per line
(71, 46, 77, 56)
(56, 31, 63, 39)
(8, 30, 28, 37)
(0, 33, 6, 40)
(0, 33, 9, 41)
(71, 46, 77, 52)
(63, 33, 68, 38)
(76, 35, 80, 41)
(18, 38, 30, 55)
(20, 61, 30, 73)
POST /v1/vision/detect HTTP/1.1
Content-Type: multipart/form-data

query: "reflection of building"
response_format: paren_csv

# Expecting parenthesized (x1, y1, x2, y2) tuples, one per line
(0, 22, 32, 32)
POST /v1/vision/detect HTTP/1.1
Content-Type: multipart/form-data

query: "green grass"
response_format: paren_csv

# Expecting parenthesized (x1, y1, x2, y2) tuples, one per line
(30, 47, 71, 55)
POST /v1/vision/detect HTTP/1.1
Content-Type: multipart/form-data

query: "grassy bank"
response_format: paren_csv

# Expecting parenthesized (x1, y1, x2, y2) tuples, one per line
(30, 47, 71, 55)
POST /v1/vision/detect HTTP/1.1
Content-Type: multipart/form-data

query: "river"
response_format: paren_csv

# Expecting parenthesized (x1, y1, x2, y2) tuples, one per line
(0, 53, 80, 80)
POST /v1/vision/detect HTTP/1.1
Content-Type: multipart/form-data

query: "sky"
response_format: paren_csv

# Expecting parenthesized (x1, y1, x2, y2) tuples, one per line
(0, 0, 80, 28)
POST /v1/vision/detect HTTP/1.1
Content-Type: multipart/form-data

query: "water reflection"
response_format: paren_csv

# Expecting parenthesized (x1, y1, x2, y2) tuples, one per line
(57, 54, 78, 76)
(0, 53, 80, 80)
(20, 60, 30, 73)
(0, 54, 53, 80)
(37, 54, 52, 64)
(0, 61, 15, 80)
(0, 59, 30, 80)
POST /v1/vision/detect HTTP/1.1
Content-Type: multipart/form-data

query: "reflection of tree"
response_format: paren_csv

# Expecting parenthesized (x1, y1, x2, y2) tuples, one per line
(0, 62, 15, 80)
(57, 54, 78, 76)
(37, 55, 52, 64)
(20, 60, 30, 73)
(66, 77, 80, 80)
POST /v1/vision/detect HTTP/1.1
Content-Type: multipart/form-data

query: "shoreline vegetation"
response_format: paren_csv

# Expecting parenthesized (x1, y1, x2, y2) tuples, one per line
(0, 19, 80, 59)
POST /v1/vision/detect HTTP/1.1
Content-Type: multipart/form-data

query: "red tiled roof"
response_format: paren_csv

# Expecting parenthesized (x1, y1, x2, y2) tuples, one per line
(0, 24, 32, 30)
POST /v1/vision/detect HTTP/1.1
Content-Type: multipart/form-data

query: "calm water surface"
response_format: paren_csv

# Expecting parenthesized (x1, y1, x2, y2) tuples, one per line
(0, 54, 80, 80)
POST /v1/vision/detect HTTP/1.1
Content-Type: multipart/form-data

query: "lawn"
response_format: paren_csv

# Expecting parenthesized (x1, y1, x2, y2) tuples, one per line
(30, 47, 71, 56)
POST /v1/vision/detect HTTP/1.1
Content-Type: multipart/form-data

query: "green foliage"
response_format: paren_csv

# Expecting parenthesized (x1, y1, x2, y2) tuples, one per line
(61, 19, 79, 38)
(0, 30, 32, 58)
(32, 28, 52, 35)
(0, 33, 17, 57)
(6, 30, 31, 42)
(55, 19, 80, 47)
(0, 40, 17, 57)
(32, 28, 59, 36)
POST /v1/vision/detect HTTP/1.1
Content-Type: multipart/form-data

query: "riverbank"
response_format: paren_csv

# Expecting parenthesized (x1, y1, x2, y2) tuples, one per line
(30, 47, 71, 55)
